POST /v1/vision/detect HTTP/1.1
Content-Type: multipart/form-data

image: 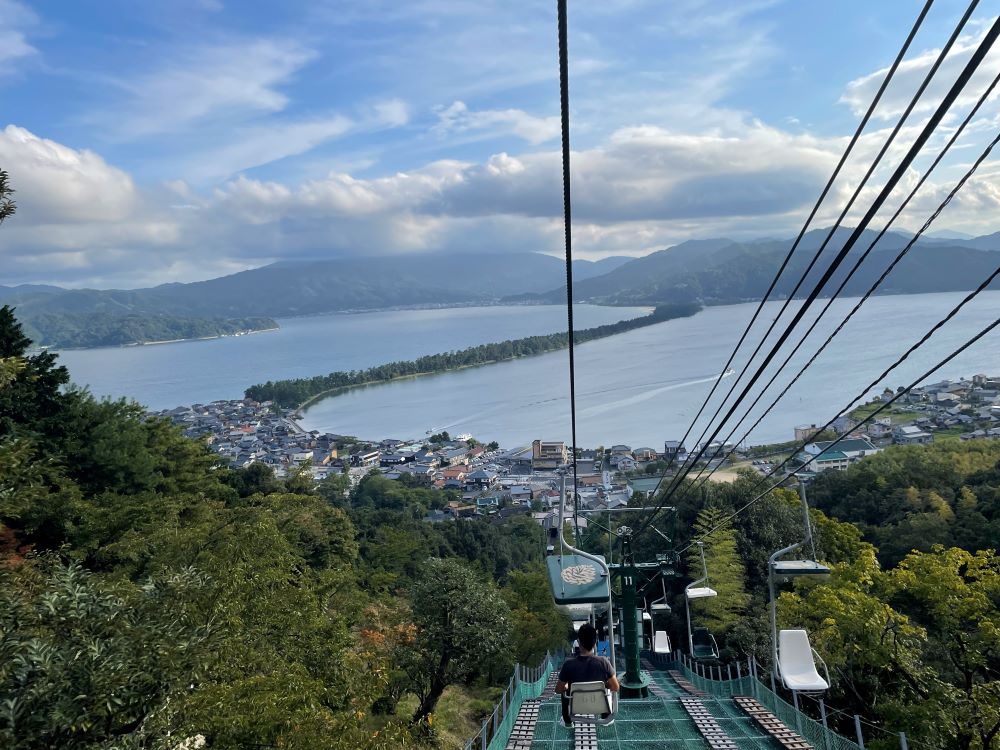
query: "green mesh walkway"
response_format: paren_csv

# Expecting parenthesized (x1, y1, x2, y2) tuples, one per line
(466, 655, 862, 750)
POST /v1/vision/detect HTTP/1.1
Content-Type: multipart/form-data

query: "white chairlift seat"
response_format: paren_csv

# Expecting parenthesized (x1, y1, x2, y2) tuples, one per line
(650, 601, 671, 612)
(685, 586, 718, 600)
(568, 681, 614, 725)
(653, 630, 672, 654)
(778, 629, 829, 693)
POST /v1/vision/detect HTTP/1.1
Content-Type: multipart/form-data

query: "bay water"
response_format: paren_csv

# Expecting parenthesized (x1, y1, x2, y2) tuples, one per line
(55, 293, 1000, 448)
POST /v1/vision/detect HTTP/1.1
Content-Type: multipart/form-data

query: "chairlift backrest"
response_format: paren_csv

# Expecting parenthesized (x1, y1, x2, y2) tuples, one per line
(691, 627, 719, 659)
(569, 680, 613, 721)
(653, 630, 671, 654)
(777, 629, 829, 692)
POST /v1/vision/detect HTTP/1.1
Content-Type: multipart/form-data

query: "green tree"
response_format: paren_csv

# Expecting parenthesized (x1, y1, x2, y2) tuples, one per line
(502, 564, 570, 664)
(779, 547, 930, 726)
(405, 558, 510, 724)
(225, 462, 283, 498)
(0, 305, 71, 439)
(0, 168, 14, 225)
(0, 560, 215, 750)
(686, 505, 750, 635)
(888, 547, 1000, 750)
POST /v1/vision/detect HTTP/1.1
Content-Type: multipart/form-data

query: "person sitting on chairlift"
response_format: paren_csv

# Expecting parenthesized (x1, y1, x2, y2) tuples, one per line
(556, 623, 620, 726)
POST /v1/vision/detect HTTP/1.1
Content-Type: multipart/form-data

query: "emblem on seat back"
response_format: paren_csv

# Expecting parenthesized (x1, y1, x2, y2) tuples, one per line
(562, 564, 597, 584)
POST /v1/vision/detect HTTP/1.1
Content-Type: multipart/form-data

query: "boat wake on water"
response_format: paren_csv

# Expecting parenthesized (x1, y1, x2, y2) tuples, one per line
(577, 369, 736, 418)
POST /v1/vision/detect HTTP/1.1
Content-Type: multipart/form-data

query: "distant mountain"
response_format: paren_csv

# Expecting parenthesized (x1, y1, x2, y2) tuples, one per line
(937, 230, 1000, 251)
(923, 229, 977, 241)
(3, 252, 633, 347)
(6, 231, 999, 349)
(0, 284, 64, 302)
(531, 227, 1000, 306)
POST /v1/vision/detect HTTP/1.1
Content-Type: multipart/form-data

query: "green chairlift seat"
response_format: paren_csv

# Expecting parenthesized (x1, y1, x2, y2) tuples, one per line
(691, 626, 719, 660)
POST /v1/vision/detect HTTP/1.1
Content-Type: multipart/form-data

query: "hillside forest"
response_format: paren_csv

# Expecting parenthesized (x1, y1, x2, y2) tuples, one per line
(2, 303, 999, 749)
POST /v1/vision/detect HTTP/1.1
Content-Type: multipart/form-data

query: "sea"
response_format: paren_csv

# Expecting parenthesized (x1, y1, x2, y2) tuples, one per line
(55, 292, 1000, 448)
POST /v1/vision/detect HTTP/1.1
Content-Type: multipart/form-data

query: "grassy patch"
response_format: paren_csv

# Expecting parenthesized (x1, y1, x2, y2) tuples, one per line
(933, 426, 967, 442)
(849, 401, 882, 420)
(397, 684, 501, 750)
(888, 411, 924, 424)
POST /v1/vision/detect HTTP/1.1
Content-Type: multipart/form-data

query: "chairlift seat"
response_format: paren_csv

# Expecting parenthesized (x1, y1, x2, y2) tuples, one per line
(691, 627, 719, 660)
(685, 586, 718, 600)
(777, 629, 829, 692)
(650, 602, 671, 612)
(547, 554, 610, 605)
(772, 560, 831, 577)
(568, 681, 614, 725)
(653, 630, 672, 654)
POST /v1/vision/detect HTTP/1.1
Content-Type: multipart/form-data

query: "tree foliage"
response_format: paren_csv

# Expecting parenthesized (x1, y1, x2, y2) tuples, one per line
(808, 441, 1000, 565)
(0, 168, 14, 225)
(405, 558, 510, 724)
(686, 505, 750, 635)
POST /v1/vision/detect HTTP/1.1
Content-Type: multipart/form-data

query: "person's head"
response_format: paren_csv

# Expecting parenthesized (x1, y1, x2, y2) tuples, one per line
(577, 623, 598, 653)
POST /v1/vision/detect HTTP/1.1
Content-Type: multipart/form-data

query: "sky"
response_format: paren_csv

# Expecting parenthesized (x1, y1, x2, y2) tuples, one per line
(2, 0, 1000, 288)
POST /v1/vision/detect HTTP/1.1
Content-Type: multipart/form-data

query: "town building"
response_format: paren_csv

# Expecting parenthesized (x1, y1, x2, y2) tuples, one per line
(532, 439, 567, 471)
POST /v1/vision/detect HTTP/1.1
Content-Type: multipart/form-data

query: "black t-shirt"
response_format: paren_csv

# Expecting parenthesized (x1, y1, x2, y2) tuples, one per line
(558, 654, 614, 687)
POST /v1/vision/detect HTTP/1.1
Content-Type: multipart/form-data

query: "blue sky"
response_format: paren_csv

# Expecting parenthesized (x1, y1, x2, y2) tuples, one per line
(2, 0, 999, 287)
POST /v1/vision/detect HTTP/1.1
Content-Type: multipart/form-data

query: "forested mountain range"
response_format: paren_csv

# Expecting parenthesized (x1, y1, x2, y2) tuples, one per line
(527, 227, 1000, 305)
(2, 254, 629, 347)
(1, 254, 630, 321)
(5, 225, 1000, 348)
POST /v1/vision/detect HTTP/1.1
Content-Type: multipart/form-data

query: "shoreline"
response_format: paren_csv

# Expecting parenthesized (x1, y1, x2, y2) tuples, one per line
(39, 325, 280, 353)
(249, 303, 704, 410)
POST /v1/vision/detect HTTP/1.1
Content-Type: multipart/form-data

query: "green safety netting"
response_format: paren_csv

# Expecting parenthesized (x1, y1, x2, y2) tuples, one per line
(468, 655, 863, 750)
(465, 653, 561, 750)
(675, 662, 862, 750)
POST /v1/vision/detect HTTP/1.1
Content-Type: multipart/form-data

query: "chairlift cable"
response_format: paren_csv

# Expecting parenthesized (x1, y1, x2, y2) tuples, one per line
(676, 309, 1000, 555)
(635, 11, 1000, 538)
(557, 0, 582, 529)
(644, 0, 939, 501)
(675, 84, 1000, 500)
(650, 0, 983, 520)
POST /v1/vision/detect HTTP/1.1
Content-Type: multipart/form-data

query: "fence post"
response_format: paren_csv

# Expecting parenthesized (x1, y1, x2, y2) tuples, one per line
(792, 692, 803, 734)
(736, 662, 742, 680)
(899, 732, 909, 750)
(854, 715, 866, 749)
(481, 720, 488, 750)
(818, 698, 830, 750)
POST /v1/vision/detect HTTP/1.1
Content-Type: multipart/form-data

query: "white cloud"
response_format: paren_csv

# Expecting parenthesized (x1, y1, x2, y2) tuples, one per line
(372, 99, 410, 128)
(0, 125, 138, 223)
(0, 0, 39, 72)
(434, 101, 560, 144)
(841, 21, 1000, 122)
(100, 38, 317, 138)
(6, 101, 1000, 288)
(187, 115, 354, 181)
(181, 97, 411, 181)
